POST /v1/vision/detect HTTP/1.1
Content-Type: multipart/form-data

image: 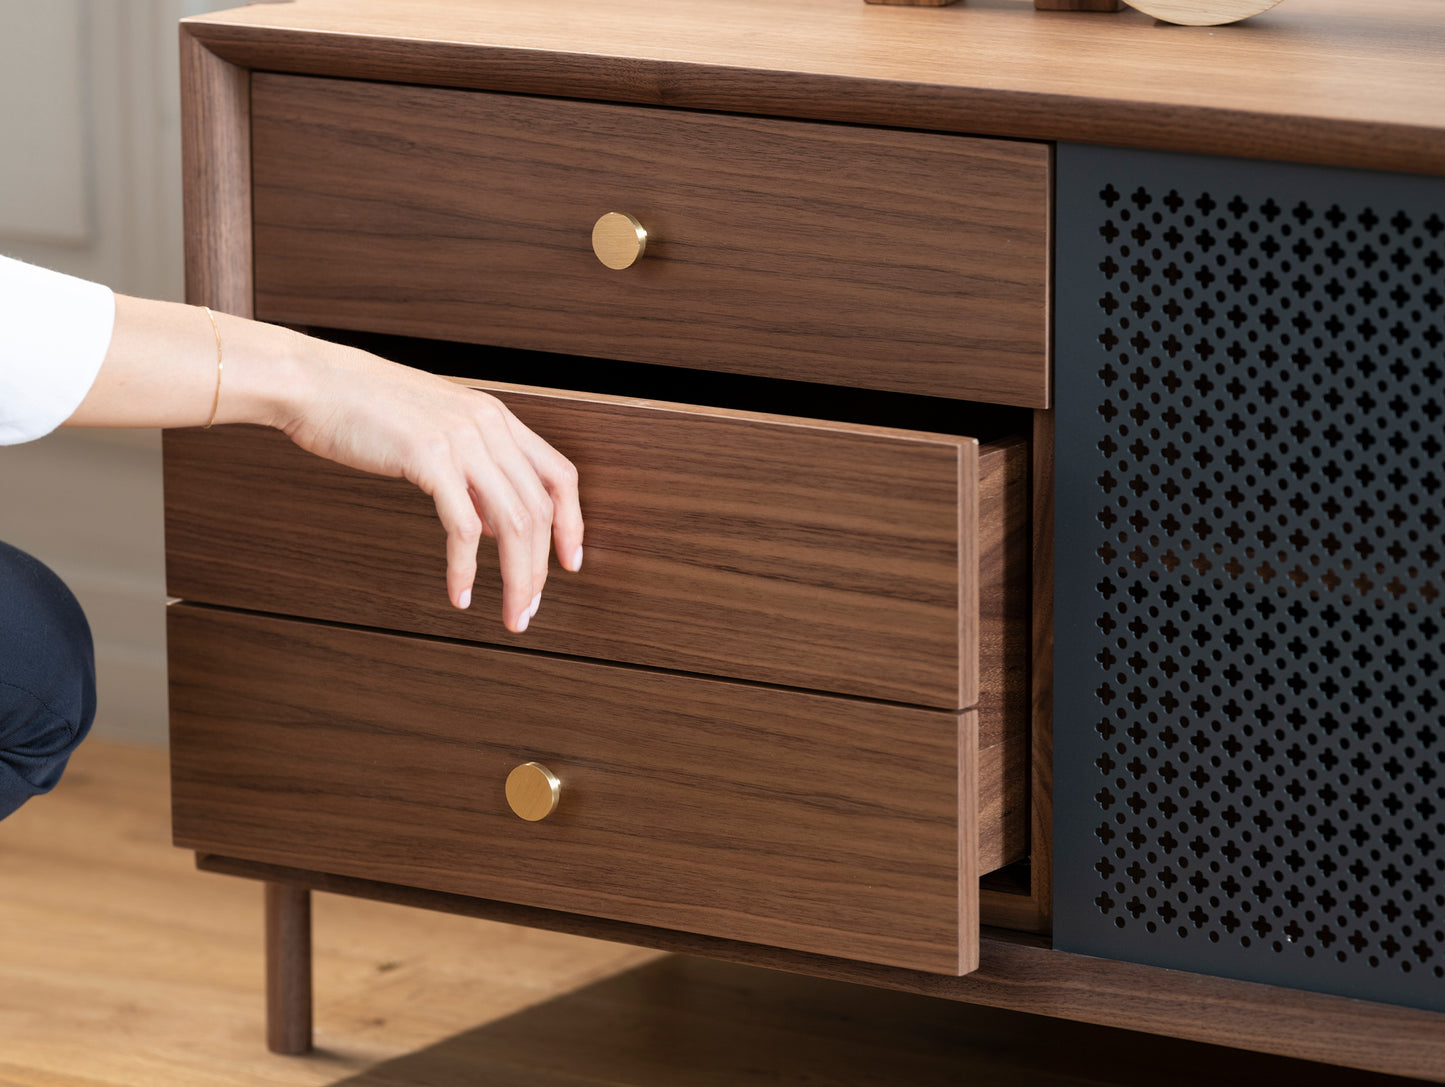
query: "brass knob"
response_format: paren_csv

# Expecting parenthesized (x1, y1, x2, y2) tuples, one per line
(505, 761, 561, 821)
(592, 211, 647, 270)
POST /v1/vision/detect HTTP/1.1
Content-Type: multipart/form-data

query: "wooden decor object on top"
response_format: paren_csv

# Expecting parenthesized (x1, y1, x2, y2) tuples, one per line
(1123, 0, 1282, 23)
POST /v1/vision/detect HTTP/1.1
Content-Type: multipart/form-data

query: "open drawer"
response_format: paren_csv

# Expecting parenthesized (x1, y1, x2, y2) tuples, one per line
(169, 605, 1015, 975)
(164, 380, 1027, 711)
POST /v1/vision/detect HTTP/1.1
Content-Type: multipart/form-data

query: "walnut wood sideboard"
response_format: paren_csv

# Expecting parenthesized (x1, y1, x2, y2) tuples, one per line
(165, 1, 1445, 1078)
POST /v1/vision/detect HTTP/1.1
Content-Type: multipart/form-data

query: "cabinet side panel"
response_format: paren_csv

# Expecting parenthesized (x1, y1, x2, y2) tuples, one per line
(179, 26, 251, 315)
(1054, 144, 1445, 1012)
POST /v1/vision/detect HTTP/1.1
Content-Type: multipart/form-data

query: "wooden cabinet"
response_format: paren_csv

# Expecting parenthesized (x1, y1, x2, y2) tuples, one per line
(170, 0, 1445, 1079)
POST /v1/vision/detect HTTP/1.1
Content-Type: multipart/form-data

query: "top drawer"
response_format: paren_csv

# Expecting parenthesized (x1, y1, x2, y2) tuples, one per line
(250, 75, 1050, 408)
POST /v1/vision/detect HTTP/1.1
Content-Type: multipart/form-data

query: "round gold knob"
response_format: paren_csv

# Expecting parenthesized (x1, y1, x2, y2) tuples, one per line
(591, 212, 647, 270)
(505, 761, 561, 821)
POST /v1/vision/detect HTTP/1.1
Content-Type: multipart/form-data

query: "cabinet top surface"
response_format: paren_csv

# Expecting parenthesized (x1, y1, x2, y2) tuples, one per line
(188, 0, 1444, 175)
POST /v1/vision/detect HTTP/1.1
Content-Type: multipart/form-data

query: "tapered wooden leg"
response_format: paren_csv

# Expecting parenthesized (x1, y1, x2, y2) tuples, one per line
(265, 882, 313, 1054)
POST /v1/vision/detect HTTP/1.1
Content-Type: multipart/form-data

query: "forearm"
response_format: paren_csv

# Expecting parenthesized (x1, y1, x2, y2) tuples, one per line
(62, 294, 583, 632)
(63, 294, 307, 431)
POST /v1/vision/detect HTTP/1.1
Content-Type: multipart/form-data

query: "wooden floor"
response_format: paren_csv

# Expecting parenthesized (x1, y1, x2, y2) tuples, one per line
(0, 741, 1415, 1086)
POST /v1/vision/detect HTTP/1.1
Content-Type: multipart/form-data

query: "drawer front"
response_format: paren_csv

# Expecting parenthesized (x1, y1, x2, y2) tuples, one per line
(166, 382, 1029, 711)
(169, 606, 993, 975)
(250, 74, 1050, 408)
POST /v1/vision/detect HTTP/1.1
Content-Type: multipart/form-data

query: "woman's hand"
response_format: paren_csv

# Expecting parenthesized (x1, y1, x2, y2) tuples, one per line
(66, 296, 582, 632)
(278, 334, 583, 633)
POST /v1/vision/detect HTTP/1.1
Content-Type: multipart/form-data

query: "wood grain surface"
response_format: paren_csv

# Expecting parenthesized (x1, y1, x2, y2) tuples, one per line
(250, 74, 1050, 407)
(198, 853, 1445, 1082)
(164, 383, 1027, 712)
(980, 410, 1056, 932)
(4, 742, 1412, 1086)
(973, 437, 1029, 874)
(183, 0, 1445, 176)
(0, 740, 663, 1086)
(974, 438, 1029, 740)
(169, 605, 1012, 975)
(179, 27, 251, 316)
(264, 884, 312, 1054)
(1027, 409, 1056, 930)
(1125, 0, 1282, 25)
(1035, 0, 1121, 9)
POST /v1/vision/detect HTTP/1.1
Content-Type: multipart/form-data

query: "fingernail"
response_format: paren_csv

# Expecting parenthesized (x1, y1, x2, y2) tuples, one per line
(528, 592, 541, 618)
(516, 610, 530, 633)
(458, 588, 471, 610)
(570, 546, 584, 572)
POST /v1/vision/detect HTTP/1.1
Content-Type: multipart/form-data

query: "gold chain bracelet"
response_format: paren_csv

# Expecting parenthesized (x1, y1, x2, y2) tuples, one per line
(201, 306, 223, 429)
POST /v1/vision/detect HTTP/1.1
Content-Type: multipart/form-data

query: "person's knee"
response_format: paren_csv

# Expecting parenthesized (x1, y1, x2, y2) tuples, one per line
(0, 542, 96, 820)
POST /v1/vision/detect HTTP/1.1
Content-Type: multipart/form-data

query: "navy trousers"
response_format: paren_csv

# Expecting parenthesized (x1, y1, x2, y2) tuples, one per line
(0, 541, 96, 820)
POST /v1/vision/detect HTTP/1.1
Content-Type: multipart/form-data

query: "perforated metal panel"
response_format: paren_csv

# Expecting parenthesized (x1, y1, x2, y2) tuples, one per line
(1054, 145, 1445, 1011)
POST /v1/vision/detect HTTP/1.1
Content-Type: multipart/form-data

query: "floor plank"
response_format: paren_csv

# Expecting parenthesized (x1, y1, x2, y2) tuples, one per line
(0, 741, 1412, 1085)
(0, 742, 655, 1086)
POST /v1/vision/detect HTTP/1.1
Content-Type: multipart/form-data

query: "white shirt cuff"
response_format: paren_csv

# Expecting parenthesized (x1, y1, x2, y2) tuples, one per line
(0, 255, 116, 445)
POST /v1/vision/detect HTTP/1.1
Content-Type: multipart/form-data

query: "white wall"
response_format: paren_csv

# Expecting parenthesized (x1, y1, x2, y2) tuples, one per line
(0, 0, 233, 745)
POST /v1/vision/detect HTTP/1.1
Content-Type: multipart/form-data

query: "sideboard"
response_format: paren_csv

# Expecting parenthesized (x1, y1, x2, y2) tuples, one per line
(165, 0, 1445, 1078)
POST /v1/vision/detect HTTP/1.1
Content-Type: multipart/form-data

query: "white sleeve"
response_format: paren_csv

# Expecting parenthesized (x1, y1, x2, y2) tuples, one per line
(0, 255, 116, 445)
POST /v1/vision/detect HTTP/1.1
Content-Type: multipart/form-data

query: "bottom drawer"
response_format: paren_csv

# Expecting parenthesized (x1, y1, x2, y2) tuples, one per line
(169, 606, 1021, 975)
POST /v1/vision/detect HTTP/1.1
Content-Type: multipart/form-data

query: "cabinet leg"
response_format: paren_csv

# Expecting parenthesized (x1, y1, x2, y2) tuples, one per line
(264, 882, 313, 1054)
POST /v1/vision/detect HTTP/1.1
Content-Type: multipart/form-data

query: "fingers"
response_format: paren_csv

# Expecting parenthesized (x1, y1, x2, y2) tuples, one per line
(278, 342, 581, 633)
(426, 396, 583, 634)
(470, 423, 552, 622)
(510, 418, 584, 574)
(435, 469, 535, 632)
(471, 477, 541, 633)
(429, 479, 484, 615)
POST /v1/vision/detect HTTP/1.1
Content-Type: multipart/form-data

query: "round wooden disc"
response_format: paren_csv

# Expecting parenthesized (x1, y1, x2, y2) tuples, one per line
(1123, 0, 1283, 25)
